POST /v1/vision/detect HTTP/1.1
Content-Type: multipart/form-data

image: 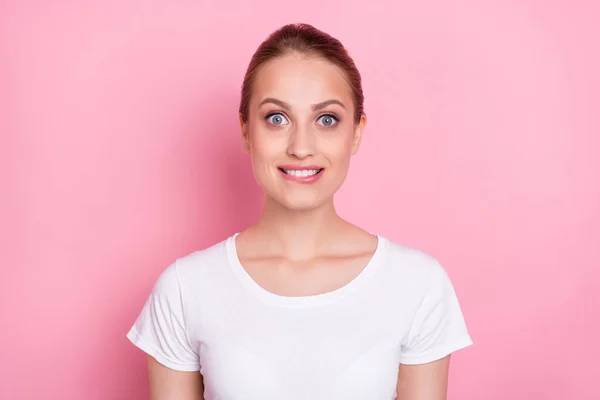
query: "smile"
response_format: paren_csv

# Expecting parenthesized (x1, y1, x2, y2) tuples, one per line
(277, 166, 325, 184)
(279, 168, 323, 177)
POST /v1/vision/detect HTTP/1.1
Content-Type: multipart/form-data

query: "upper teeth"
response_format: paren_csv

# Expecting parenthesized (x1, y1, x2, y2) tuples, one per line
(285, 169, 319, 177)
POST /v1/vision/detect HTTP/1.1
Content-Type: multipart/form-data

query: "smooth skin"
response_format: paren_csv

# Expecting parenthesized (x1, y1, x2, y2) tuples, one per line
(147, 52, 451, 400)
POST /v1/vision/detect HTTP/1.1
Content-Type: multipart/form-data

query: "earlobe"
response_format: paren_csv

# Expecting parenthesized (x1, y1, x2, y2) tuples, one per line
(240, 113, 250, 154)
(351, 114, 367, 155)
(239, 113, 245, 130)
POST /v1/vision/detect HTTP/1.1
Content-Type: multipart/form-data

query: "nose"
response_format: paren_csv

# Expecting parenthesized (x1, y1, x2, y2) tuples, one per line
(287, 123, 316, 159)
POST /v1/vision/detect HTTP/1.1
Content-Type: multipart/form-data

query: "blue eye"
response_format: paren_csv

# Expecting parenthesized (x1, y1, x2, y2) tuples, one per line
(317, 114, 338, 127)
(266, 113, 289, 125)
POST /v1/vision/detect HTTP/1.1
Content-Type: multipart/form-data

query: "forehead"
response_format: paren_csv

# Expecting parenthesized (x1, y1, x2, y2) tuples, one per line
(251, 53, 353, 107)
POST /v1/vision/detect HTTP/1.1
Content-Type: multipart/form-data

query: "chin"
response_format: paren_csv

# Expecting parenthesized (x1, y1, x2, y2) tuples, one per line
(284, 201, 323, 212)
(276, 193, 330, 212)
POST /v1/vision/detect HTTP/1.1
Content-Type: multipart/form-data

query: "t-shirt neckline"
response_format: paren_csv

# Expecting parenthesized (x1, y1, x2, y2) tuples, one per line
(225, 232, 387, 308)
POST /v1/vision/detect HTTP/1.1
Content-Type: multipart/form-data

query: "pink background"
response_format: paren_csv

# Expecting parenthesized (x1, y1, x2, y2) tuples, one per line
(2, 1, 599, 399)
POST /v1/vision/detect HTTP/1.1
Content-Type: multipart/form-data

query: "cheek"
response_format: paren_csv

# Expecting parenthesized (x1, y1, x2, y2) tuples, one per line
(248, 129, 284, 175)
(321, 130, 354, 162)
(250, 132, 277, 160)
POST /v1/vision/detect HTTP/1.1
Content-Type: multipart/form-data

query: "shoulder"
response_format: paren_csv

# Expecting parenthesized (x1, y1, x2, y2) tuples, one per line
(377, 236, 454, 300)
(381, 237, 447, 280)
(151, 235, 232, 297)
(174, 236, 230, 276)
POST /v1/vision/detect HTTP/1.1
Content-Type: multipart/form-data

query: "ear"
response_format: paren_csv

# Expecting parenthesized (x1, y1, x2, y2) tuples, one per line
(240, 113, 250, 154)
(351, 114, 367, 155)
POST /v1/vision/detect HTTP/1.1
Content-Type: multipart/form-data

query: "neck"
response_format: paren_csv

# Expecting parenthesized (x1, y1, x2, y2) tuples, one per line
(249, 195, 346, 261)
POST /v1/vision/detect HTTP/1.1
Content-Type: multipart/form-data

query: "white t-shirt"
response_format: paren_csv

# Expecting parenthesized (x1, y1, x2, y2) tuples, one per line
(127, 233, 472, 400)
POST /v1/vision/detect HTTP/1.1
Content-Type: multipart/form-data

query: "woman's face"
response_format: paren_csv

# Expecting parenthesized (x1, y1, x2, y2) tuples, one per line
(241, 53, 366, 211)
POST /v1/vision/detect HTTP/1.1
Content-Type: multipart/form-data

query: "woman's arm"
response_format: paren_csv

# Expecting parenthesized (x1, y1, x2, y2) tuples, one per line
(148, 356, 204, 400)
(396, 355, 450, 400)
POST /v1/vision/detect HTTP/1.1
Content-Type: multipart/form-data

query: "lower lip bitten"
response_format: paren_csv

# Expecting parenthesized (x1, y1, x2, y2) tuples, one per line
(278, 168, 325, 183)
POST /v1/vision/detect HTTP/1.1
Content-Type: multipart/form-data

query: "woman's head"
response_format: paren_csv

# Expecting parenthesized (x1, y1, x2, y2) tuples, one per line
(239, 23, 366, 211)
(240, 24, 364, 124)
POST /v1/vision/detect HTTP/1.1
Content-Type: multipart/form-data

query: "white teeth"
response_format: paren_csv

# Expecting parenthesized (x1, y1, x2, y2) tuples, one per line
(284, 169, 319, 177)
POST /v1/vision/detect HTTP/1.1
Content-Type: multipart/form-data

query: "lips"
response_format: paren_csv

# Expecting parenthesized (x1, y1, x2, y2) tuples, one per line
(279, 168, 322, 177)
(277, 164, 325, 184)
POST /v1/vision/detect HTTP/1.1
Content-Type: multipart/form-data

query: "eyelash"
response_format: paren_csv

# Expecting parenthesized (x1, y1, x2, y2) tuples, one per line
(265, 112, 288, 125)
(265, 112, 340, 127)
(317, 114, 339, 126)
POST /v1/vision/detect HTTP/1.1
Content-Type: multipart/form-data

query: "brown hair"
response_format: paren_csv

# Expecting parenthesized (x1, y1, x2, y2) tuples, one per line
(239, 23, 365, 124)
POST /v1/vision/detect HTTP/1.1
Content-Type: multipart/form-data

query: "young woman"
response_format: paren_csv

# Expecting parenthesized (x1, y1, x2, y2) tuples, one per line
(127, 23, 472, 400)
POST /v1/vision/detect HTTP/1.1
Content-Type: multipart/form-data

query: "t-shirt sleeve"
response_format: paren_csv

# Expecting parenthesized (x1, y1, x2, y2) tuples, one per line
(399, 261, 473, 365)
(126, 261, 201, 371)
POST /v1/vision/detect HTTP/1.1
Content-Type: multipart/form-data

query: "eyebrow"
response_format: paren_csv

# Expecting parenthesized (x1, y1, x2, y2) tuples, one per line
(258, 98, 346, 111)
